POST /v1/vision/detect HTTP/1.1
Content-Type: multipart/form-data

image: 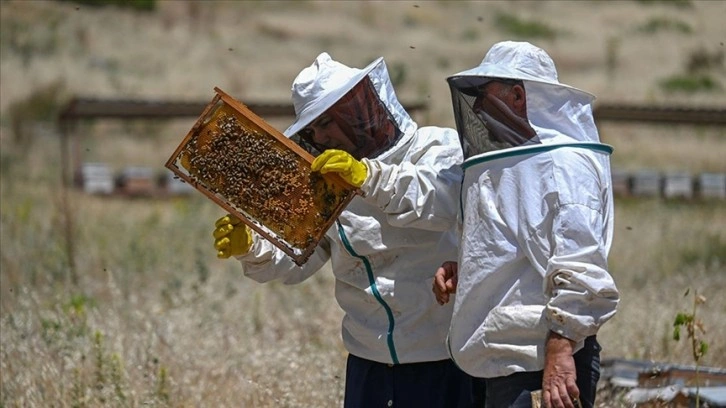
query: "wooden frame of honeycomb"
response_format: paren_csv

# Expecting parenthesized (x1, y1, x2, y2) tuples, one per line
(165, 87, 359, 266)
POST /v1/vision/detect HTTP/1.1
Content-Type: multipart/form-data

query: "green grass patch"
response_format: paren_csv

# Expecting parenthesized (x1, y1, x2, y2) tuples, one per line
(494, 12, 559, 40)
(679, 234, 726, 271)
(659, 74, 722, 93)
(633, 0, 693, 8)
(636, 16, 692, 34)
(460, 27, 479, 42)
(60, 0, 156, 12)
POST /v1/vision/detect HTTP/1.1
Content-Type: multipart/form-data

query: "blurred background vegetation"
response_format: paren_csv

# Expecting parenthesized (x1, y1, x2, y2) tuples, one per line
(1, 0, 724, 406)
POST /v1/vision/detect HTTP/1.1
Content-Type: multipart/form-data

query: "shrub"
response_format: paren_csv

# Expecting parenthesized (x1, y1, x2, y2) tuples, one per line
(633, 0, 693, 9)
(658, 74, 722, 93)
(6, 80, 67, 143)
(636, 16, 692, 34)
(59, 0, 156, 12)
(494, 12, 559, 40)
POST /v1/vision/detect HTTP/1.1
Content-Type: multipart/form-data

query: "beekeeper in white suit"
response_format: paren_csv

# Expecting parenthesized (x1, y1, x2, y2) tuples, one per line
(214, 52, 484, 408)
(433, 41, 620, 408)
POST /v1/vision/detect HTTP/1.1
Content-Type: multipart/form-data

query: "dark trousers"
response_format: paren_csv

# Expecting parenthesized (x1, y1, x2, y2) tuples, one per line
(484, 336, 601, 408)
(344, 353, 486, 408)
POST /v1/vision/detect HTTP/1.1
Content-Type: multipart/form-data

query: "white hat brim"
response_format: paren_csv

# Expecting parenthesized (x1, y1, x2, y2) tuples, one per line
(447, 63, 593, 99)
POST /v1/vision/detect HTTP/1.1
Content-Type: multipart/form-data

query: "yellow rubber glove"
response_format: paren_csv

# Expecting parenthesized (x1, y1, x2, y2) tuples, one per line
(213, 214, 253, 259)
(311, 149, 368, 188)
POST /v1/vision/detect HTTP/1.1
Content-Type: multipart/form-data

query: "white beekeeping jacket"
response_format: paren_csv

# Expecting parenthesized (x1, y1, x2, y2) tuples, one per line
(446, 41, 620, 378)
(237, 53, 464, 365)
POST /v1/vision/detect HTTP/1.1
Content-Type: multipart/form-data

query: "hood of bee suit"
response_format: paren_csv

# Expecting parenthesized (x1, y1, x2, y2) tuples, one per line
(283, 52, 415, 143)
(447, 40, 602, 149)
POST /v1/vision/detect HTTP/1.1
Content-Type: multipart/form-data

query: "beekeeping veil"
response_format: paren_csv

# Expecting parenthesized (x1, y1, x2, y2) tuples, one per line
(447, 41, 600, 159)
(284, 53, 402, 160)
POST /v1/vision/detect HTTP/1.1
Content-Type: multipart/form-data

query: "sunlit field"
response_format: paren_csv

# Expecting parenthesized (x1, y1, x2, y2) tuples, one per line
(1, 127, 348, 406)
(2, 111, 724, 408)
(2, 1, 725, 407)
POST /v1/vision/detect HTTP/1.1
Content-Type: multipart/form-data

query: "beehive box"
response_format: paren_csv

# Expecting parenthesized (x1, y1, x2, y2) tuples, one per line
(663, 172, 693, 199)
(631, 170, 661, 197)
(697, 173, 726, 199)
(165, 87, 359, 265)
(76, 162, 114, 195)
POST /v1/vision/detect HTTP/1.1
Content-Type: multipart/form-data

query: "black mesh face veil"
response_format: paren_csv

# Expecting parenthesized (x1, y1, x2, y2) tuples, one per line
(289, 133, 320, 156)
(293, 77, 402, 160)
(450, 84, 494, 159)
(449, 78, 539, 159)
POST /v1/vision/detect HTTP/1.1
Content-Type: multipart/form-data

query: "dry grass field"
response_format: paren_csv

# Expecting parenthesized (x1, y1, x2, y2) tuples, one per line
(1, 1, 725, 407)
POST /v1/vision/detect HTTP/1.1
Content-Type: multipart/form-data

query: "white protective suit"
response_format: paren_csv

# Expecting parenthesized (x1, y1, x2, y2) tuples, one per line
(237, 53, 464, 364)
(445, 41, 620, 378)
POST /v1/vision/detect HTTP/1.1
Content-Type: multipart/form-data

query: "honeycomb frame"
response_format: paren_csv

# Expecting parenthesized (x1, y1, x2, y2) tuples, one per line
(166, 87, 359, 265)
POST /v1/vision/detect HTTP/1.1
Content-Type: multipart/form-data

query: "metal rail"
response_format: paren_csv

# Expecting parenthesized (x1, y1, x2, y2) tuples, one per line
(594, 103, 726, 126)
(58, 97, 428, 121)
(59, 98, 723, 125)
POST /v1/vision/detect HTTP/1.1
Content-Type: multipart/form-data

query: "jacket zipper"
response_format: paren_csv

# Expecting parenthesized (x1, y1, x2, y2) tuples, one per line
(336, 220, 399, 364)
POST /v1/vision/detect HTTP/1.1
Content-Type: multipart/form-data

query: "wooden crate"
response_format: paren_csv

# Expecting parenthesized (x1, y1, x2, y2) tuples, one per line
(116, 166, 155, 197)
(611, 169, 631, 198)
(165, 87, 358, 265)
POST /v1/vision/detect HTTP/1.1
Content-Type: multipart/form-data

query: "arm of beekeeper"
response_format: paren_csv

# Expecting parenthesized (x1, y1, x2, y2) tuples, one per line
(238, 233, 331, 285)
(361, 127, 463, 231)
(213, 214, 330, 284)
(542, 200, 619, 342)
(539, 158, 620, 343)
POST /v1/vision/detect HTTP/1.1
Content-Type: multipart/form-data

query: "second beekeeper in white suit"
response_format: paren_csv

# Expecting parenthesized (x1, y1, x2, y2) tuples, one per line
(433, 41, 620, 408)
